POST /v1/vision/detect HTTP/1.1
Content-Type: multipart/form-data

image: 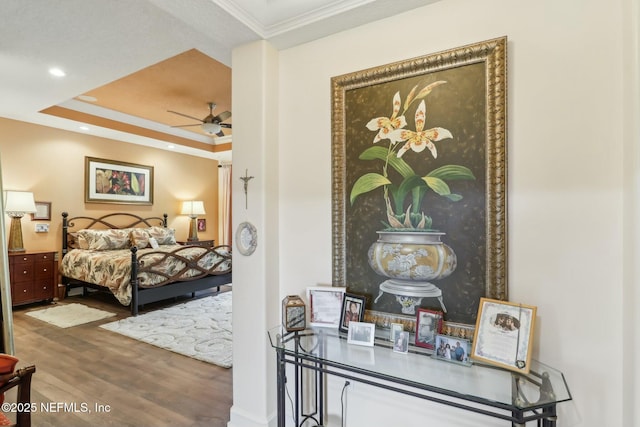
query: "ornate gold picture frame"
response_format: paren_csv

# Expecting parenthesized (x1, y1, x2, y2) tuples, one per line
(331, 37, 507, 327)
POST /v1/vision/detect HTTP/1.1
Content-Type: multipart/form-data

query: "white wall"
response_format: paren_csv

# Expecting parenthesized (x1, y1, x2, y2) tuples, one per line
(231, 0, 638, 426)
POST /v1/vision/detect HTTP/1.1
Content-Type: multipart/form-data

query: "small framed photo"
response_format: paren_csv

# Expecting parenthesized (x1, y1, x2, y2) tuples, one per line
(471, 298, 537, 374)
(31, 201, 51, 221)
(306, 286, 346, 328)
(347, 321, 375, 347)
(434, 334, 472, 366)
(389, 323, 404, 342)
(197, 218, 206, 232)
(338, 293, 366, 333)
(393, 331, 409, 354)
(414, 308, 443, 350)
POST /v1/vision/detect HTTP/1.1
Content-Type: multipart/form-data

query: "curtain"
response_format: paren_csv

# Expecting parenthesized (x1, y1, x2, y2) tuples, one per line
(218, 163, 232, 246)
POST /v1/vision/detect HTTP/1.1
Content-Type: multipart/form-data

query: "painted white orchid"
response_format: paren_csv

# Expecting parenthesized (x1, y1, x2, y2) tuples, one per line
(350, 81, 475, 230)
(392, 100, 453, 159)
(365, 92, 407, 144)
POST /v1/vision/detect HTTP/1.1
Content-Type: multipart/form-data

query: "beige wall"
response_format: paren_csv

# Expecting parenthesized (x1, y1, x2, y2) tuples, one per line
(0, 118, 220, 256)
(230, 0, 637, 426)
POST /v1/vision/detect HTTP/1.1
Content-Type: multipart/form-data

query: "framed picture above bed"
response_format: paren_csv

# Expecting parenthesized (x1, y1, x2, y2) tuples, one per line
(85, 157, 154, 205)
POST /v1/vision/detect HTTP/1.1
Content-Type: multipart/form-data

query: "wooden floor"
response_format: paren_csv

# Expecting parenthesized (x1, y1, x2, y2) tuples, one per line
(6, 286, 233, 427)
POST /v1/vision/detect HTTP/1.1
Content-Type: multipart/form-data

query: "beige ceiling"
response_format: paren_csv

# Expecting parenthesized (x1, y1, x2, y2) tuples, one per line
(81, 49, 232, 137)
(0, 0, 439, 162)
(41, 49, 233, 155)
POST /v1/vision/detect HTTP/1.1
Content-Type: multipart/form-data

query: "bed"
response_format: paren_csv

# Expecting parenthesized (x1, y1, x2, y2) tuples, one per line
(60, 212, 232, 315)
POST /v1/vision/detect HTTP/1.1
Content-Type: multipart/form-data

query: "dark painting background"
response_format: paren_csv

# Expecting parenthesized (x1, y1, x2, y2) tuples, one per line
(343, 62, 487, 324)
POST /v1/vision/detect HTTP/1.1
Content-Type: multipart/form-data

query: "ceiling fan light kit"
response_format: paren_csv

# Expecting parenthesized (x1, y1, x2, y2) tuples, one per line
(202, 122, 222, 135)
(168, 102, 231, 137)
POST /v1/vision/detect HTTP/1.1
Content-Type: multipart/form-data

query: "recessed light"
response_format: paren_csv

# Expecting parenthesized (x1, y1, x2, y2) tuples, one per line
(79, 126, 90, 131)
(167, 145, 175, 150)
(77, 95, 97, 102)
(49, 67, 66, 77)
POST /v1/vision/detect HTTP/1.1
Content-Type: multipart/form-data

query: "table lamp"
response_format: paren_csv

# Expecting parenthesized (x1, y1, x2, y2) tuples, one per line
(4, 191, 37, 253)
(181, 200, 205, 241)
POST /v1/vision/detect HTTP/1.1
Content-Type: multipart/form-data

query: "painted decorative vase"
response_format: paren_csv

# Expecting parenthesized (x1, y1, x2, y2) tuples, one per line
(368, 230, 456, 314)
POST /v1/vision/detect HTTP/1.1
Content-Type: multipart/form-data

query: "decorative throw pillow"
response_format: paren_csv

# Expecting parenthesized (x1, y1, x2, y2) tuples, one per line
(129, 228, 150, 249)
(78, 229, 131, 250)
(147, 226, 176, 245)
(69, 232, 89, 249)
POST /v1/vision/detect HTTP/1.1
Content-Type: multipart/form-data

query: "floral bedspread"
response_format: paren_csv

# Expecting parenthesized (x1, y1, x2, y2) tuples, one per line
(60, 245, 231, 305)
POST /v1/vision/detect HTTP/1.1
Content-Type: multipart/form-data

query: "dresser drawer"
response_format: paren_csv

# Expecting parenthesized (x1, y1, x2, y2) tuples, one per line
(13, 264, 35, 284)
(35, 260, 54, 279)
(12, 282, 34, 304)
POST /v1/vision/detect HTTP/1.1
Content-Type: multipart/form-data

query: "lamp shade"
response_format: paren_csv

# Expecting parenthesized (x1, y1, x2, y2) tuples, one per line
(181, 200, 205, 217)
(4, 191, 36, 215)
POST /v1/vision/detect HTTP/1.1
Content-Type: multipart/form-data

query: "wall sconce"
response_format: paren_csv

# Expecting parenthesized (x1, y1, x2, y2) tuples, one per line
(180, 200, 206, 241)
(4, 191, 37, 253)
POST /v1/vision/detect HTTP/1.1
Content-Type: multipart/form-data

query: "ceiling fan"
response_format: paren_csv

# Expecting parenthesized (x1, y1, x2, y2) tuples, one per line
(167, 102, 232, 136)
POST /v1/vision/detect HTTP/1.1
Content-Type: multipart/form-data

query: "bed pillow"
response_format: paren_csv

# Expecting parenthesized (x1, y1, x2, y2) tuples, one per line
(78, 229, 131, 251)
(147, 226, 176, 245)
(129, 228, 150, 249)
(69, 232, 89, 250)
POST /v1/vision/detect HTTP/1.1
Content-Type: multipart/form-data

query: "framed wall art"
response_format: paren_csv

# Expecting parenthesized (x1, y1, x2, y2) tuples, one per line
(85, 157, 154, 205)
(331, 37, 507, 327)
(471, 298, 537, 374)
(31, 201, 51, 221)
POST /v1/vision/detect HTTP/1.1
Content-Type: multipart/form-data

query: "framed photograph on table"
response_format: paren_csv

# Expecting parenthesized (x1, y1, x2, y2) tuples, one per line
(471, 298, 537, 374)
(339, 293, 366, 333)
(347, 321, 375, 347)
(306, 286, 346, 328)
(434, 334, 472, 366)
(393, 331, 409, 354)
(415, 308, 443, 350)
(389, 323, 404, 342)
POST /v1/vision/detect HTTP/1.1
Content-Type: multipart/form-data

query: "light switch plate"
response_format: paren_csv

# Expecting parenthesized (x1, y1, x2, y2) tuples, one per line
(34, 223, 49, 233)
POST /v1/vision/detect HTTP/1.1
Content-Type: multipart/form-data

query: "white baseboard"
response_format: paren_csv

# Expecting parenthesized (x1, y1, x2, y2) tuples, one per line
(227, 405, 277, 427)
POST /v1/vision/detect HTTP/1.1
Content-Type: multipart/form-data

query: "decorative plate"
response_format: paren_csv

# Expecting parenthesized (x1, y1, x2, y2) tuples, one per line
(236, 222, 257, 256)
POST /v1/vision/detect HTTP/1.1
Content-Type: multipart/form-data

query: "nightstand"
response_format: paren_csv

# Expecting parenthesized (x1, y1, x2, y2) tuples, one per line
(177, 239, 215, 248)
(9, 251, 56, 306)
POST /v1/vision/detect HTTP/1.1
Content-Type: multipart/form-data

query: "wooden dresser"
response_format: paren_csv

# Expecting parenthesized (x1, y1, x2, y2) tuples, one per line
(9, 251, 56, 306)
(177, 239, 215, 248)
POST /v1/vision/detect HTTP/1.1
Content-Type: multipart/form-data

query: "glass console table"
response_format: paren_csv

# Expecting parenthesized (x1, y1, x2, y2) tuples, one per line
(268, 326, 571, 427)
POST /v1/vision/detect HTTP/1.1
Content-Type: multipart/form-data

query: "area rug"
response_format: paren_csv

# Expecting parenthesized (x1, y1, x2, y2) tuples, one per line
(100, 292, 232, 368)
(26, 303, 116, 328)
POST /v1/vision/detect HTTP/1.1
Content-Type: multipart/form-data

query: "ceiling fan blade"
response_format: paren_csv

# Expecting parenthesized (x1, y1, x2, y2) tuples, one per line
(214, 111, 232, 122)
(219, 123, 232, 128)
(171, 123, 202, 128)
(167, 110, 203, 122)
(216, 130, 226, 137)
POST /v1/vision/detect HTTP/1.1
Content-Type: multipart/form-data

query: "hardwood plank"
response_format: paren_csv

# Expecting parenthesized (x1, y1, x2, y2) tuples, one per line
(5, 288, 233, 426)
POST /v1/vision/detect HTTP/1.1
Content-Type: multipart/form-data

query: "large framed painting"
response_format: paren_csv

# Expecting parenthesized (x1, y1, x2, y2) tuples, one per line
(85, 157, 154, 205)
(331, 37, 507, 327)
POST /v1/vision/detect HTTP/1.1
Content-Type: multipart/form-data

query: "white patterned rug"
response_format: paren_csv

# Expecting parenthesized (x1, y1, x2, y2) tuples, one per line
(26, 303, 116, 328)
(100, 292, 232, 368)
